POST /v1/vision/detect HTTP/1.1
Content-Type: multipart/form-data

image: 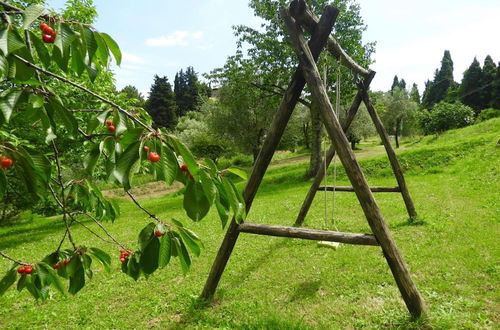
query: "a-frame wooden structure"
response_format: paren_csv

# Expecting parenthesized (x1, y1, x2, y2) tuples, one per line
(200, 0, 426, 318)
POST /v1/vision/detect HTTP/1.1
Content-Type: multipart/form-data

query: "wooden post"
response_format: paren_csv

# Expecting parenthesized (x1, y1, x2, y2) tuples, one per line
(360, 91, 418, 219)
(295, 72, 374, 226)
(200, 5, 339, 301)
(283, 9, 425, 318)
(317, 186, 401, 192)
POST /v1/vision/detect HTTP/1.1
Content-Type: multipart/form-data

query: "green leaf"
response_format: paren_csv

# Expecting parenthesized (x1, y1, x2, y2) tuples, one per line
(183, 180, 211, 222)
(68, 264, 85, 295)
(125, 254, 141, 281)
(173, 138, 198, 178)
(160, 143, 179, 185)
(29, 31, 51, 68)
(46, 98, 79, 137)
(227, 167, 248, 180)
(23, 5, 46, 29)
(222, 178, 245, 223)
(89, 248, 111, 273)
(0, 28, 25, 55)
(158, 233, 172, 268)
(93, 31, 108, 65)
(84, 143, 100, 175)
(17, 274, 27, 292)
(0, 170, 6, 199)
(120, 128, 143, 150)
(85, 61, 98, 82)
(82, 26, 97, 63)
(0, 88, 22, 123)
(36, 263, 65, 295)
(113, 141, 141, 190)
(177, 226, 202, 257)
(0, 268, 17, 296)
(140, 237, 160, 275)
(199, 170, 216, 205)
(138, 222, 155, 252)
(70, 42, 85, 76)
(173, 236, 191, 275)
(100, 33, 121, 65)
(215, 193, 230, 229)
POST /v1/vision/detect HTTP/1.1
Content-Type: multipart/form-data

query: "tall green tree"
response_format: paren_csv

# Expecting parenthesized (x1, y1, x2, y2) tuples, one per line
(490, 62, 500, 109)
(174, 66, 202, 117)
(422, 50, 454, 108)
(146, 75, 177, 129)
(480, 55, 496, 109)
(458, 57, 483, 113)
(210, 0, 374, 177)
(410, 83, 420, 104)
(120, 85, 145, 107)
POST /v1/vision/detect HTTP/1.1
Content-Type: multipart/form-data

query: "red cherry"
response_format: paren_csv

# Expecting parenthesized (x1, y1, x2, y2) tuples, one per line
(144, 146, 150, 152)
(149, 152, 160, 163)
(180, 164, 189, 172)
(154, 230, 163, 237)
(53, 263, 61, 269)
(39, 23, 55, 36)
(17, 267, 25, 274)
(63, 259, 70, 265)
(42, 34, 55, 43)
(107, 125, 116, 132)
(23, 266, 33, 274)
(105, 119, 113, 126)
(120, 257, 126, 263)
(68, 194, 73, 199)
(1, 157, 13, 170)
(39, 23, 50, 32)
(189, 174, 194, 181)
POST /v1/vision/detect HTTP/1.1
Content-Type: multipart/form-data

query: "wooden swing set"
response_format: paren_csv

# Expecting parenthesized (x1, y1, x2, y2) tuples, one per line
(200, 0, 426, 318)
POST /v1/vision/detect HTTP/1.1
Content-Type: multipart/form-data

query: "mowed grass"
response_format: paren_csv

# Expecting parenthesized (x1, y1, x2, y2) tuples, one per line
(0, 119, 498, 329)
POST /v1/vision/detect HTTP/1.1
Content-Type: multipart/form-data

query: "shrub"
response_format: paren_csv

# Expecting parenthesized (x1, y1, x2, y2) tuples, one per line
(477, 108, 500, 122)
(419, 101, 475, 134)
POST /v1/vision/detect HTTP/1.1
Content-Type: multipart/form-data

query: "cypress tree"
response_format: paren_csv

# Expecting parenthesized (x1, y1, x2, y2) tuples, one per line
(410, 83, 420, 104)
(490, 62, 500, 109)
(185, 66, 201, 112)
(480, 55, 496, 109)
(146, 75, 177, 129)
(459, 57, 483, 113)
(390, 75, 400, 93)
(422, 50, 454, 108)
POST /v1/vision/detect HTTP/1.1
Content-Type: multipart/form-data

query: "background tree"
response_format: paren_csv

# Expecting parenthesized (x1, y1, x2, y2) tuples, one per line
(479, 55, 496, 110)
(422, 50, 454, 108)
(410, 83, 420, 104)
(146, 75, 177, 129)
(174, 66, 202, 117)
(209, 0, 374, 178)
(458, 57, 483, 113)
(381, 87, 418, 148)
(120, 85, 145, 107)
(419, 101, 474, 134)
(490, 62, 500, 109)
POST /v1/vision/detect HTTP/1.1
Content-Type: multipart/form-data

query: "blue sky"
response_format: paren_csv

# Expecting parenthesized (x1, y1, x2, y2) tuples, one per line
(48, 0, 500, 97)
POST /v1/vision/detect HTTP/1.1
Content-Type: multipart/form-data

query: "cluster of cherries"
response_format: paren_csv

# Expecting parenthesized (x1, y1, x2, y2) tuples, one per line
(181, 163, 194, 181)
(1, 156, 13, 171)
(39, 23, 57, 44)
(119, 249, 132, 263)
(144, 146, 160, 163)
(17, 265, 34, 275)
(105, 119, 116, 132)
(52, 258, 71, 269)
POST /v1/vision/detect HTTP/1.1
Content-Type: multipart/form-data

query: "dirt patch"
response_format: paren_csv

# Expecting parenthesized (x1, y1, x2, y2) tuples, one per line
(103, 181, 183, 199)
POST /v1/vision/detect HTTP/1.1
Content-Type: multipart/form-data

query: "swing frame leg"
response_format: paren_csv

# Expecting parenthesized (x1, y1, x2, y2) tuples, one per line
(200, 5, 339, 301)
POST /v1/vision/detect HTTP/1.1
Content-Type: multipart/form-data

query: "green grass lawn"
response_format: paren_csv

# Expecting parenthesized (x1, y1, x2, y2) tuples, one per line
(0, 119, 498, 328)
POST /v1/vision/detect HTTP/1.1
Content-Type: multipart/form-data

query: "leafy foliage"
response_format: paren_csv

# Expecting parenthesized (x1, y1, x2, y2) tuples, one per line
(419, 101, 475, 135)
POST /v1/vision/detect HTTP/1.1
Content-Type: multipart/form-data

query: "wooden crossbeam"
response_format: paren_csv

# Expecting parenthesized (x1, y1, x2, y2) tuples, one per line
(238, 222, 379, 246)
(317, 186, 401, 192)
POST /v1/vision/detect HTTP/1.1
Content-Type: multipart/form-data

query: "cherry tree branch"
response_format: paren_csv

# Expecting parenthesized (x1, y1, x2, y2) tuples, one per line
(0, 251, 29, 266)
(126, 191, 170, 229)
(73, 212, 128, 250)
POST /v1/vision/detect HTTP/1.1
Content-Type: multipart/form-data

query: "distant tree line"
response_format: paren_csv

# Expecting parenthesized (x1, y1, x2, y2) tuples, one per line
(127, 67, 211, 130)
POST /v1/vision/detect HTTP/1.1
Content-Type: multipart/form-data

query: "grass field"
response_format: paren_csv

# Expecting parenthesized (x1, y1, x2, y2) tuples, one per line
(0, 119, 498, 329)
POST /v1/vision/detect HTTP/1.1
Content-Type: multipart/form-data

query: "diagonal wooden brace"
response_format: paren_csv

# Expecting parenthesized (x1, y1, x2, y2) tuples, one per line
(282, 8, 425, 318)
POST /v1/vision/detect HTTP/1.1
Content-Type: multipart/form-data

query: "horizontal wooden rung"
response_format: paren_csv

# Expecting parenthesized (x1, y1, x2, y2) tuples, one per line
(237, 222, 379, 246)
(317, 186, 401, 192)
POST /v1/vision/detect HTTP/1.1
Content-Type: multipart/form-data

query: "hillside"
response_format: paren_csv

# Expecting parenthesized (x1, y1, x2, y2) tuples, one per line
(0, 119, 498, 328)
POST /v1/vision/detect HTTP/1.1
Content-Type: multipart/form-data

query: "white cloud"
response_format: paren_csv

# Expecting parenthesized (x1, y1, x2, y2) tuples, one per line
(122, 52, 145, 64)
(145, 30, 204, 47)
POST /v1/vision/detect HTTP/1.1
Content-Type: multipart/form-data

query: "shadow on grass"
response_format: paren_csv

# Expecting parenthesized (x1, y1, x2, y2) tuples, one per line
(394, 217, 427, 228)
(288, 279, 322, 302)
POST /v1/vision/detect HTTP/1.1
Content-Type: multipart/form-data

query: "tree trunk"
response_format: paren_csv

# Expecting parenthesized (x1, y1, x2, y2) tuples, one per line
(302, 122, 310, 149)
(395, 119, 401, 148)
(252, 128, 265, 162)
(306, 98, 322, 178)
(351, 139, 356, 150)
